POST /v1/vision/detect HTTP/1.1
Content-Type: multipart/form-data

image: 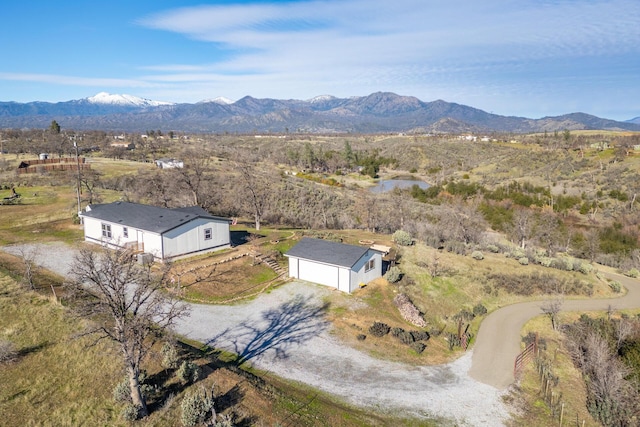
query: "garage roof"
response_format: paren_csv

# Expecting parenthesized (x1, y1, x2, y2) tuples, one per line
(285, 237, 369, 268)
(81, 201, 230, 234)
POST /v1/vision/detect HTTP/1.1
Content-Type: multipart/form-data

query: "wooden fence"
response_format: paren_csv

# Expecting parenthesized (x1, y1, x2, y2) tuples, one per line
(514, 333, 538, 377)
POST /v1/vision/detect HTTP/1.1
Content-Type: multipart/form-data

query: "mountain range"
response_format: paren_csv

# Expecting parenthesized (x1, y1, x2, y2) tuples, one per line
(0, 91, 638, 134)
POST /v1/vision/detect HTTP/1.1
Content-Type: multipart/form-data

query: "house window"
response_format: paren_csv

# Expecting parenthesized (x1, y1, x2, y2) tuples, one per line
(204, 228, 212, 240)
(101, 223, 112, 238)
(365, 259, 375, 272)
(123, 227, 128, 238)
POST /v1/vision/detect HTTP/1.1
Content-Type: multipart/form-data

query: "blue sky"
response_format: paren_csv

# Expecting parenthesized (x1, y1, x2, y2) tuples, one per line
(1, 0, 639, 120)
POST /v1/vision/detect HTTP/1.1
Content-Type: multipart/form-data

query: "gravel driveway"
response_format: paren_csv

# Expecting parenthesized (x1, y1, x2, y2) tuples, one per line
(2, 242, 510, 426)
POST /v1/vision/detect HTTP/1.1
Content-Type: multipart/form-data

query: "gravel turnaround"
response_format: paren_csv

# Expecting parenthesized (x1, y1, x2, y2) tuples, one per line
(2, 243, 510, 426)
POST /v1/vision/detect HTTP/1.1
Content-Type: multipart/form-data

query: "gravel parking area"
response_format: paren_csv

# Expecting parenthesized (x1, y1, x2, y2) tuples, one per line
(2, 242, 510, 426)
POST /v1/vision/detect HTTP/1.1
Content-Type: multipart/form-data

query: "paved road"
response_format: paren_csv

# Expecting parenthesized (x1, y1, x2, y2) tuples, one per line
(469, 271, 640, 389)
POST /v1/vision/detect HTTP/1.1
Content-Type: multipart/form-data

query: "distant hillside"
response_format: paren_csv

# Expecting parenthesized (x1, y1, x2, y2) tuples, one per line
(1, 91, 638, 134)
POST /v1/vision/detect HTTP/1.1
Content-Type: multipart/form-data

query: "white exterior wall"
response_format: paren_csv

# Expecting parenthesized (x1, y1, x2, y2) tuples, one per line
(82, 216, 163, 255)
(337, 267, 351, 293)
(294, 259, 340, 289)
(162, 218, 230, 259)
(141, 233, 163, 258)
(82, 217, 106, 243)
(288, 257, 299, 278)
(82, 216, 228, 260)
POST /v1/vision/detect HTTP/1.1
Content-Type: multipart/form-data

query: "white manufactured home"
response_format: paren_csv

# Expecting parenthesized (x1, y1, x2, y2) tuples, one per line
(285, 237, 382, 293)
(80, 201, 231, 260)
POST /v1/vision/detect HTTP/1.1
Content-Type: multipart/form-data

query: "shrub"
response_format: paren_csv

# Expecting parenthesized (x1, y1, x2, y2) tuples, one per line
(472, 304, 488, 317)
(453, 309, 475, 322)
(356, 334, 366, 341)
(609, 281, 622, 293)
(181, 387, 215, 427)
(518, 257, 529, 265)
(509, 248, 526, 259)
(161, 342, 180, 370)
(0, 339, 16, 363)
(551, 257, 574, 271)
(410, 330, 430, 341)
(177, 360, 201, 384)
(471, 251, 484, 260)
(486, 244, 500, 253)
(392, 230, 412, 246)
(396, 330, 415, 344)
(391, 327, 405, 337)
(444, 240, 466, 255)
(384, 266, 402, 283)
(121, 403, 141, 421)
(625, 268, 640, 278)
(410, 342, 427, 354)
(113, 378, 131, 403)
(369, 322, 391, 337)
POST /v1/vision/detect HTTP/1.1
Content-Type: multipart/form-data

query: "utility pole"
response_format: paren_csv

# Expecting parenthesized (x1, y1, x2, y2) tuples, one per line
(74, 141, 82, 217)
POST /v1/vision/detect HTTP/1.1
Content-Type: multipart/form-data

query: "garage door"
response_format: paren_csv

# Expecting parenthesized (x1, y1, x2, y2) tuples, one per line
(298, 259, 339, 289)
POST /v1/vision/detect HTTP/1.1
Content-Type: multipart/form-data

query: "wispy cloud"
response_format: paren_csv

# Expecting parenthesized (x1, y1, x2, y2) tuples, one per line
(0, 72, 153, 88)
(130, 0, 640, 114)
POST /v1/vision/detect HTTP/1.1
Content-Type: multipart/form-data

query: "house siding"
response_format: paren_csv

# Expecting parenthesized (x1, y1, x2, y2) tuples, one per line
(162, 218, 230, 259)
(82, 216, 164, 255)
(82, 215, 229, 260)
(349, 250, 382, 292)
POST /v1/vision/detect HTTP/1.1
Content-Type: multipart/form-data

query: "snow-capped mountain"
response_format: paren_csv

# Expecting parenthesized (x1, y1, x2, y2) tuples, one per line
(308, 95, 336, 103)
(0, 91, 639, 133)
(198, 96, 235, 105)
(87, 92, 173, 107)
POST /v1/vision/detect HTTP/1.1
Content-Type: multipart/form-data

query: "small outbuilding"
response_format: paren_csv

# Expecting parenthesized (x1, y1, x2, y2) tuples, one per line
(285, 237, 382, 293)
(80, 201, 231, 260)
(154, 158, 184, 169)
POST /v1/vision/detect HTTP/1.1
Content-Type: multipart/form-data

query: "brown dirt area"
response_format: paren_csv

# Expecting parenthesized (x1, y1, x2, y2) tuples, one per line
(170, 249, 279, 303)
(325, 279, 466, 365)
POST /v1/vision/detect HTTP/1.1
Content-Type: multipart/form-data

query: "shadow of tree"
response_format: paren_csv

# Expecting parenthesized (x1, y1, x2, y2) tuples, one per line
(207, 294, 329, 366)
(230, 231, 265, 247)
(17, 341, 51, 357)
(216, 383, 244, 412)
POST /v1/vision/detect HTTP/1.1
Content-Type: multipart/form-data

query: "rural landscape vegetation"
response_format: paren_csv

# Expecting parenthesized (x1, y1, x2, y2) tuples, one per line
(2, 116, 640, 426)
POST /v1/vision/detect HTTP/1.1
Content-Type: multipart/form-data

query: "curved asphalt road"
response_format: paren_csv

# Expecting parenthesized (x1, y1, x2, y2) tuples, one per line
(469, 271, 640, 389)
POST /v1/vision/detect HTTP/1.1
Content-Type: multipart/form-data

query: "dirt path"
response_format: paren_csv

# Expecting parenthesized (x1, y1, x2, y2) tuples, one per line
(469, 271, 640, 389)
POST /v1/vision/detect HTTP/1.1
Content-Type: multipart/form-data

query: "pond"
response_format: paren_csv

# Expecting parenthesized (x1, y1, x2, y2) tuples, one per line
(369, 179, 430, 193)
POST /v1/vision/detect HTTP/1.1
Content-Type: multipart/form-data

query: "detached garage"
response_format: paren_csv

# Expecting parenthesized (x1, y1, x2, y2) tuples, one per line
(285, 237, 382, 293)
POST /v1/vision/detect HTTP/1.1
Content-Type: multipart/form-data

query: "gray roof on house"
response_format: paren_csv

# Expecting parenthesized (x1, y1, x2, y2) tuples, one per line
(80, 201, 230, 234)
(285, 237, 369, 268)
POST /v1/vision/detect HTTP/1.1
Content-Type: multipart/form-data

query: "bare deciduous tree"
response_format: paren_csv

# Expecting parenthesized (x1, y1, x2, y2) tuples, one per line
(511, 207, 533, 249)
(18, 246, 39, 290)
(67, 246, 189, 418)
(176, 151, 213, 207)
(541, 297, 564, 331)
(236, 162, 269, 231)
